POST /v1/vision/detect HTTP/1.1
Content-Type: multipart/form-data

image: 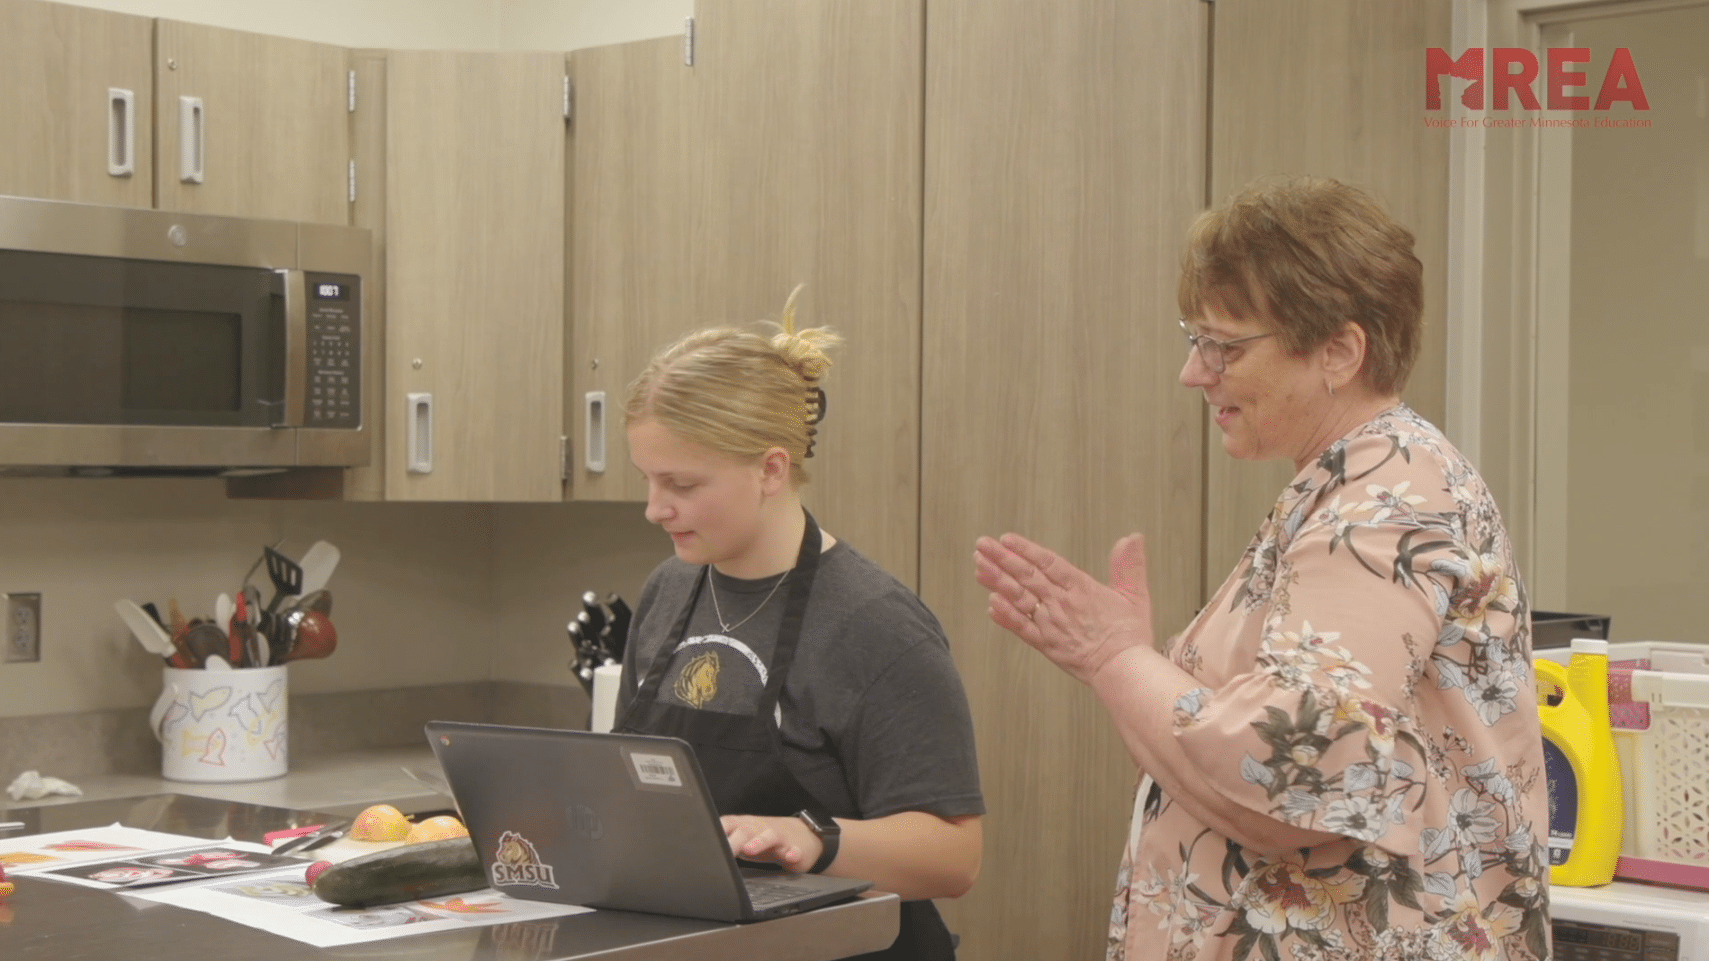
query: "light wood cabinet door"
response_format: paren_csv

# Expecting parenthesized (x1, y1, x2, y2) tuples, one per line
(570, 0, 924, 584)
(1203, 0, 1451, 596)
(568, 36, 695, 504)
(921, 2, 1209, 957)
(382, 51, 566, 502)
(0, 0, 153, 206)
(155, 19, 349, 224)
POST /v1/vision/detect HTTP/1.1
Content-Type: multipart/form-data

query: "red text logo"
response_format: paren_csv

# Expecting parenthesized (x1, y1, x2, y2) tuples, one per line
(1425, 48, 1649, 111)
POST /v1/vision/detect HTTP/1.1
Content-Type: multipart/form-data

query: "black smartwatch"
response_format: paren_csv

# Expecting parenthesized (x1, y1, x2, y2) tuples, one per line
(796, 809, 841, 874)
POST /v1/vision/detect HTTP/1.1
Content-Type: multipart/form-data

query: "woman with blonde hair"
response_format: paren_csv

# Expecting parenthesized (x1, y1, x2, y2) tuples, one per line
(616, 289, 983, 960)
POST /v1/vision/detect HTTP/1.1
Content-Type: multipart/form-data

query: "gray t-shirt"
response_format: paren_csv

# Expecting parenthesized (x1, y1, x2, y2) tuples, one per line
(617, 541, 985, 822)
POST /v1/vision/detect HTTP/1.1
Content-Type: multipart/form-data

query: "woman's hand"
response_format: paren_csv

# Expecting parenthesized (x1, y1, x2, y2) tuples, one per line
(720, 814, 822, 873)
(974, 532, 1156, 685)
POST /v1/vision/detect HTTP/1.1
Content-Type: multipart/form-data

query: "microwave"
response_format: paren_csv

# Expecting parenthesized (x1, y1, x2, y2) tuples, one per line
(0, 195, 369, 475)
(1552, 881, 1709, 961)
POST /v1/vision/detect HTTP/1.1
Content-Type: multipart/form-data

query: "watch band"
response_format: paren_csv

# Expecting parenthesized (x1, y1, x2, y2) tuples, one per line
(796, 809, 840, 874)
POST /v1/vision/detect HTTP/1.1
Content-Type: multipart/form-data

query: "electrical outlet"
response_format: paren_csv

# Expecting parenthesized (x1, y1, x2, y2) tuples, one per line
(4, 593, 41, 663)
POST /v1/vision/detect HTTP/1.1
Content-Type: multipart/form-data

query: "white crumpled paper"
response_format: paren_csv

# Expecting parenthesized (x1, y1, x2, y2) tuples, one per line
(6, 769, 84, 801)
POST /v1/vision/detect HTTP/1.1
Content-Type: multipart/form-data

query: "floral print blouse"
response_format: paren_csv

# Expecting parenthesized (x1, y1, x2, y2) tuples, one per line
(1108, 406, 1551, 961)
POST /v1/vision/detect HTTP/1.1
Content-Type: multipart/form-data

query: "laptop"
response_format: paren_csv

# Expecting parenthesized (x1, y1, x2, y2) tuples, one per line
(424, 720, 874, 922)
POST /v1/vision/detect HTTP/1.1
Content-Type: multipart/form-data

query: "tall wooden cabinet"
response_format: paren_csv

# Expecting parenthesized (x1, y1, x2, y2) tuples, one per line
(570, 0, 924, 583)
(0, 0, 153, 207)
(378, 51, 568, 502)
(920, 3, 1210, 956)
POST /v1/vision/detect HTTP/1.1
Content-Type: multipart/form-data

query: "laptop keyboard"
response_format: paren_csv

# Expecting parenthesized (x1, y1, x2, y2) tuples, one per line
(745, 878, 812, 908)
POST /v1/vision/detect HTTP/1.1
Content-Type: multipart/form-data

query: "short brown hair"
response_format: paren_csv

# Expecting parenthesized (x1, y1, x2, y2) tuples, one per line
(1178, 176, 1422, 395)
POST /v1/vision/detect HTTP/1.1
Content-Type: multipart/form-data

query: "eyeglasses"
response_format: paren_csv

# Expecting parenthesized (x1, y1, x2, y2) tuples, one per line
(1178, 318, 1276, 374)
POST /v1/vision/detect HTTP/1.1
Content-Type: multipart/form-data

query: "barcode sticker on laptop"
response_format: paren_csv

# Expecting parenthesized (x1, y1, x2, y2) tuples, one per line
(630, 752, 683, 788)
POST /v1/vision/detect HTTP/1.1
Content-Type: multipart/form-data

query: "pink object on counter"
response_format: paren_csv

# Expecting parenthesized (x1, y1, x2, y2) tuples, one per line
(1617, 855, 1709, 892)
(263, 824, 326, 846)
(1608, 660, 1652, 730)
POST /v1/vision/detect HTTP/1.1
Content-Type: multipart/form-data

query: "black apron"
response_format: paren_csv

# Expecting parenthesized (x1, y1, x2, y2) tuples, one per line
(615, 510, 955, 961)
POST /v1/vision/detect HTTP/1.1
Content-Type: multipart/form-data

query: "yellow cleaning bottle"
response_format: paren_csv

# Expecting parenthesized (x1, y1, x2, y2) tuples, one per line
(1535, 637, 1623, 886)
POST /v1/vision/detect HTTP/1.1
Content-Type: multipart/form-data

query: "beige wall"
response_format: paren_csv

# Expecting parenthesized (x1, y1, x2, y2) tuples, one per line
(49, 0, 693, 49)
(1553, 6, 1709, 640)
(0, 480, 670, 719)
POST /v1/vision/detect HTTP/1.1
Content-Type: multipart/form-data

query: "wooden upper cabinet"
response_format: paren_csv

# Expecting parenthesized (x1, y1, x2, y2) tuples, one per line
(0, 0, 153, 206)
(568, 36, 695, 505)
(569, 0, 925, 584)
(155, 20, 349, 224)
(381, 51, 567, 502)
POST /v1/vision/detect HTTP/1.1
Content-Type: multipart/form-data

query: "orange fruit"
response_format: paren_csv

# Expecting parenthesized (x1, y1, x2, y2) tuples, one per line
(349, 804, 411, 842)
(405, 815, 469, 844)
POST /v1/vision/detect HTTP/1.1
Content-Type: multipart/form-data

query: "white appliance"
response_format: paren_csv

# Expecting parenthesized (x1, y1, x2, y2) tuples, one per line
(1551, 881, 1709, 961)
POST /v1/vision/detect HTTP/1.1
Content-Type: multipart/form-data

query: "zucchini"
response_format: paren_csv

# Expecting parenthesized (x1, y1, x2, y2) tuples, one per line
(312, 838, 486, 907)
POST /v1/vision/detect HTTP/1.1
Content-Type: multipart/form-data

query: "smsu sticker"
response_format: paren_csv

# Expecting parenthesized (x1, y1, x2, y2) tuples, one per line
(489, 831, 558, 890)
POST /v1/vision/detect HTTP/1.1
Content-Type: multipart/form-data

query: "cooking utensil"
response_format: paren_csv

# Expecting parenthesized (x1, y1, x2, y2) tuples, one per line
(274, 822, 349, 856)
(262, 545, 303, 614)
(283, 609, 337, 661)
(228, 590, 254, 667)
(115, 599, 175, 658)
(141, 602, 165, 628)
(183, 621, 230, 668)
(204, 654, 232, 670)
(605, 593, 632, 661)
(243, 584, 271, 662)
(166, 598, 188, 637)
(215, 593, 234, 633)
(580, 591, 608, 639)
(297, 540, 341, 596)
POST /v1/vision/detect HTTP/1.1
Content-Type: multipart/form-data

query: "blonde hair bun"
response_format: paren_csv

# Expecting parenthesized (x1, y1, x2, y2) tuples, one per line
(624, 284, 842, 485)
(769, 284, 842, 386)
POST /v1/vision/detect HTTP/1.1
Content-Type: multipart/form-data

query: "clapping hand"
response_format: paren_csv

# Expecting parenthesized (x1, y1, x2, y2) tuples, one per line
(973, 532, 1156, 685)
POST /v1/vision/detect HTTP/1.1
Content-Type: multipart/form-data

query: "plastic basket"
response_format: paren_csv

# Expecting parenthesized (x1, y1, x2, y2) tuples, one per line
(1537, 640, 1709, 889)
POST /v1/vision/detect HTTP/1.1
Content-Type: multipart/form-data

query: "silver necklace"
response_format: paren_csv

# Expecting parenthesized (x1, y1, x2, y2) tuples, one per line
(709, 569, 790, 634)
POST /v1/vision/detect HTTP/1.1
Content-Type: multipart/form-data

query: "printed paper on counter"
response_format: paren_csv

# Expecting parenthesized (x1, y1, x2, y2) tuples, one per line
(0, 823, 215, 873)
(130, 863, 592, 947)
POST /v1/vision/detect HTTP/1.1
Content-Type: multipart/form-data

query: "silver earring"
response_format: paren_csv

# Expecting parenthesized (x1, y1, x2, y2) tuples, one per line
(1326, 380, 1336, 397)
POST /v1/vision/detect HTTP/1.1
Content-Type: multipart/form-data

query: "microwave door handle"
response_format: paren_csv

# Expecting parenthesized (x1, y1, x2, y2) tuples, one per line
(278, 269, 307, 427)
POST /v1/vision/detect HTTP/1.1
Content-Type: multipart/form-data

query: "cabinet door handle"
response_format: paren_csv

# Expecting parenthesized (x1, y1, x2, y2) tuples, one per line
(407, 392, 434, 474)
(584, 391, 606, 473)
(107, 88, 135, 177)
(179, 96, 205, 184)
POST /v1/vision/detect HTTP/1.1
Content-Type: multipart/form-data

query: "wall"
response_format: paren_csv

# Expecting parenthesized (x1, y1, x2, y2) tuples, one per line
(1556, 6, 1709, 639)
(49, 0, 693, 49)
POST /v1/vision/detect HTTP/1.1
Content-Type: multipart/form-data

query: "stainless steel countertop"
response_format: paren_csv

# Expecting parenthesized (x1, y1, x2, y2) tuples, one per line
(0, 767, 900, 960)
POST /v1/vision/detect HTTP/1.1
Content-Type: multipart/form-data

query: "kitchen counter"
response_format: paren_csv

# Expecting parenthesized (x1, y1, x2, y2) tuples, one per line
(3, 746, 450, 818)
(0, 789, 900, 960)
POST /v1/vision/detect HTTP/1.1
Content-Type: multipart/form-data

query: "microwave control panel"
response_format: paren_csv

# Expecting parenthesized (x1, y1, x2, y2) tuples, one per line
(304, 272, 360, 429)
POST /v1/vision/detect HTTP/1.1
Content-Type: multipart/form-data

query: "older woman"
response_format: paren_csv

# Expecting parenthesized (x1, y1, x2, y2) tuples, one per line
(975, 177, 1550, 961)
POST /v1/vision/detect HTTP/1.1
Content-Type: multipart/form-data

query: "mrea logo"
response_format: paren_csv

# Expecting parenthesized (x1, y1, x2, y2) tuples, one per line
(490, 830, 559, 890)
(1426, 48, 1649, 110)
